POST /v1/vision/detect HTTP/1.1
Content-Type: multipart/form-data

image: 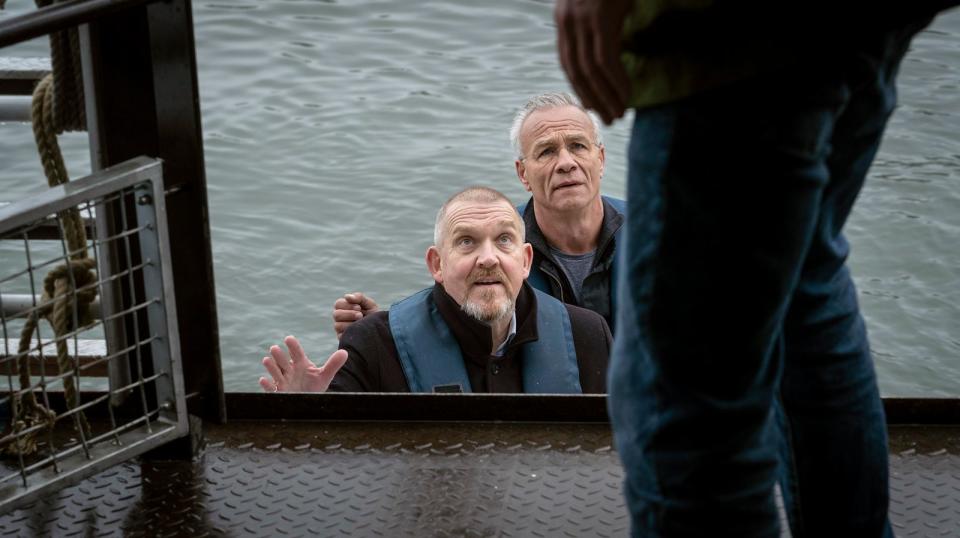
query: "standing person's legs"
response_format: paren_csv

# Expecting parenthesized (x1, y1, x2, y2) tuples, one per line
(608, 23, 930, 537)
(609, 76, 847, 536)
(777, 24, 929, 537)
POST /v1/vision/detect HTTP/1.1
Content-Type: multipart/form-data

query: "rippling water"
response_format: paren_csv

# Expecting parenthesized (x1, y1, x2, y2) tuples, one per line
(1, 2, 958, 394)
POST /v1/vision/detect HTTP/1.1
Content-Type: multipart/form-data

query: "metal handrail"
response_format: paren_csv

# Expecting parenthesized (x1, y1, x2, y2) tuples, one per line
(0, 0, 155, 49)
(0, 96, 31, 122)
(1, 294, 102, 318)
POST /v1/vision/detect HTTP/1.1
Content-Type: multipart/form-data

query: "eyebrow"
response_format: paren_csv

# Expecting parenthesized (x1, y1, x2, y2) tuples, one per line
(530, 133, 591, 152)
(449, 220, 521, 238)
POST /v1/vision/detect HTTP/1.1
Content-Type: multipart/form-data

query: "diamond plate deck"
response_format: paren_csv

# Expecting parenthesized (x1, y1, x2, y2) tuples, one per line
(0, 423, 956, 537)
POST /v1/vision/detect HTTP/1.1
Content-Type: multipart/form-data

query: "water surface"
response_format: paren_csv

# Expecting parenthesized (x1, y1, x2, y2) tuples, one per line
(1, 2, 957, 394)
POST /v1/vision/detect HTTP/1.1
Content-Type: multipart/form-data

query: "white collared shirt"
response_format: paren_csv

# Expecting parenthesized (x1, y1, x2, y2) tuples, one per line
(493, 311, 518, 357)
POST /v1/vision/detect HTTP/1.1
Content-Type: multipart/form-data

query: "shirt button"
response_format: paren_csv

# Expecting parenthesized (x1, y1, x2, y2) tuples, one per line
(491, 364, 501, 375)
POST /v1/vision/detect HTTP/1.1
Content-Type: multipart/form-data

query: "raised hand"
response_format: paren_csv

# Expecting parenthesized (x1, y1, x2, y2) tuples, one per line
(332, 292, 379, 340)
(555, 0, 633, 125)
(259, 335, 349, 392)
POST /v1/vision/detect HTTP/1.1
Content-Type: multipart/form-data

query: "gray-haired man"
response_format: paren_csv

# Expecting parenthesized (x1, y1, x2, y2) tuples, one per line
(333, 92, 625, 335)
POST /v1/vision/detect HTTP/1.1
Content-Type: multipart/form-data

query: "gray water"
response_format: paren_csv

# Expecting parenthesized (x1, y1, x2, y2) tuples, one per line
(1, 2, 958, 395)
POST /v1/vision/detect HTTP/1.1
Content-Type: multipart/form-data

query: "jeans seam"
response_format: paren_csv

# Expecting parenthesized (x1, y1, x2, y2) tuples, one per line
(779, 396, 805, 537)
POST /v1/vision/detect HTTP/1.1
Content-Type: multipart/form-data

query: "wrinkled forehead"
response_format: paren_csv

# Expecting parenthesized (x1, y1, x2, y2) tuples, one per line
(442, 200, 523, 239)
(520, 105, 595, 152)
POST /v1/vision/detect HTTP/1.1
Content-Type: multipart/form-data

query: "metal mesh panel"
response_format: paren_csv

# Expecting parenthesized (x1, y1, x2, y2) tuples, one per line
(0, 157, 187, 513)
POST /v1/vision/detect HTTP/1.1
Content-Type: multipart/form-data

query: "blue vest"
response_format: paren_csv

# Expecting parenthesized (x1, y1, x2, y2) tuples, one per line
(517, 196, 625, 326)
(388, 287, 582, 393)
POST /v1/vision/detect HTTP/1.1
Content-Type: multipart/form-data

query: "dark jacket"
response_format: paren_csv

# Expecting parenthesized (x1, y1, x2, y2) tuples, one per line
(520, 195, 625, 331)
(330, 282, 611, 393)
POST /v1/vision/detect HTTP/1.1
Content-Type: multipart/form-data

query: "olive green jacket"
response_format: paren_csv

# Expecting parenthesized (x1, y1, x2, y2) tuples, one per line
(620, 0, 952, 109)
(621, 0, 756, 109)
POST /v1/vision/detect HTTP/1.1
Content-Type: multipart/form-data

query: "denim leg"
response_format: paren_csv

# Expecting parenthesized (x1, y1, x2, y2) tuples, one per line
(776, 26, 926, 537)
(610, 85, 842, 537)
(609, 24, 927, 538)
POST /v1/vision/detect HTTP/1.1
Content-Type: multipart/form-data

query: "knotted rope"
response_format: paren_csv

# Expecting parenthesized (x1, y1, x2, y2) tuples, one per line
(3, 3, 94, 455)
(8, 259, 97, 455)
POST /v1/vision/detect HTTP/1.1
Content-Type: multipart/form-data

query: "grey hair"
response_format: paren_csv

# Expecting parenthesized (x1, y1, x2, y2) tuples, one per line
(434, 186, 525, 247)
(509, 91, 603, 160)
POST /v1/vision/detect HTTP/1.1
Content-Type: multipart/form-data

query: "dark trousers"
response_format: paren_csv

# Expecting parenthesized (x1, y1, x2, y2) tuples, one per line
(608, 22, 931, 537)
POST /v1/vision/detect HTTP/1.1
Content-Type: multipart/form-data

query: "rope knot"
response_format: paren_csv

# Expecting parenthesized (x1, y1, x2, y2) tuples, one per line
(41, 257, 98, 332)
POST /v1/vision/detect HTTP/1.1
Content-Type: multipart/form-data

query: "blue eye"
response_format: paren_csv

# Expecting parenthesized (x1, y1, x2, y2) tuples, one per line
(537, 147, 556, 159)
(457, 237, 474, 247)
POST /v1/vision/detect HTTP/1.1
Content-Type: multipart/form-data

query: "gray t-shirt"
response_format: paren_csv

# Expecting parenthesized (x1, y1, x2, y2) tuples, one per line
(548, 246, 596, 304)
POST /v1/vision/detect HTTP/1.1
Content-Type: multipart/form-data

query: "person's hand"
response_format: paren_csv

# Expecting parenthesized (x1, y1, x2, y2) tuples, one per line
(332, 292, 379, 340)
(259, 335, 349, 392)
(555, 0, 633, 124)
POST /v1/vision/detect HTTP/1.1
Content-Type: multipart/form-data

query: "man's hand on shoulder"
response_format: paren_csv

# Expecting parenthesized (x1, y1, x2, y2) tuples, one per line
(554, 0, 633, 124)
(332, 292, 380, 339)
(259, 335, 349, 392)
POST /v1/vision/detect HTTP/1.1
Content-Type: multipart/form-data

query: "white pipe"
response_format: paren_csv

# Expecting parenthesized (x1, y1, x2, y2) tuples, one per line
(0, 96, 32, 123)
(1, 294, 101, 319)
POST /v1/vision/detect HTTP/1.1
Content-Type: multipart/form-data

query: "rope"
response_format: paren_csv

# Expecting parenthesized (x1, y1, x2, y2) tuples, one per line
(0, 1, 86, 130)
(35, 0, 87, 133)
(3, 4, 94, 453)
(7, 259, 96, 455)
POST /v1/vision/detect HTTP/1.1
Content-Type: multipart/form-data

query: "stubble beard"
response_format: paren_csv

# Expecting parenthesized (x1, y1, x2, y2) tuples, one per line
(461, 286, 513, 323)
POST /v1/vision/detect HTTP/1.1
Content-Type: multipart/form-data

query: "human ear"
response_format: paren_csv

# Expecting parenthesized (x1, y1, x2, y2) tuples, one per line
(520, 243, 533, 278)
(515, 160, 532, 192)
(426, 246, 443, 283)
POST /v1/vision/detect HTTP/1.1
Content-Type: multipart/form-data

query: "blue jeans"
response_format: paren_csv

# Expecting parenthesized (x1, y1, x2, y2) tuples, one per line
(608, 23, 930, 538)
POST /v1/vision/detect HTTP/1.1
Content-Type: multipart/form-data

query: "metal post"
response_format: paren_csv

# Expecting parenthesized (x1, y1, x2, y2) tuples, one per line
(79, 0, 225, 432)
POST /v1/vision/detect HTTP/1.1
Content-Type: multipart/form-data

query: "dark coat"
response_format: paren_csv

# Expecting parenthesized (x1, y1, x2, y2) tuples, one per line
(521, 195, 625, 330)
(329, 282, 611, 393)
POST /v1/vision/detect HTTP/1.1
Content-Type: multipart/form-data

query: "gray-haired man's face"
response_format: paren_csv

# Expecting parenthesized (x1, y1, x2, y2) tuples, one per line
(515, 105, 605, 213)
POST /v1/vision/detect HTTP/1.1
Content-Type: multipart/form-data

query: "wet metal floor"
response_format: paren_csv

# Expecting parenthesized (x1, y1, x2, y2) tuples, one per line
(0, 422, 957, 537)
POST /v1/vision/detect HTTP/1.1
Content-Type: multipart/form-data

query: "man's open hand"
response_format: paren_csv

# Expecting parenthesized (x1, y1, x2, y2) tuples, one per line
(259, 335, 348, 392)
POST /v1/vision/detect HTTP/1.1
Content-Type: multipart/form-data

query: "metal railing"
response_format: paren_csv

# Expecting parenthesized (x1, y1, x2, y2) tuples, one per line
(0, 0, 154, 49)
(1, 294, 101, 319)
(0, 96, 32, 122)
(0, 157, 186, 513)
